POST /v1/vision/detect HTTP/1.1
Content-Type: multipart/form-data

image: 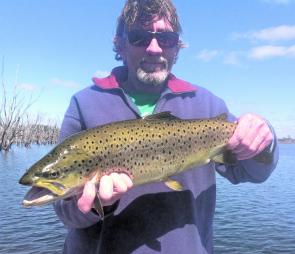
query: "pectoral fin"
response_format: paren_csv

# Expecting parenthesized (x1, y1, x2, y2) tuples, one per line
(164, 179, 183, 191)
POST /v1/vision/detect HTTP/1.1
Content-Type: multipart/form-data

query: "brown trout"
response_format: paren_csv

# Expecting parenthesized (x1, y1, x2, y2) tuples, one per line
(19, 112, 237, 216)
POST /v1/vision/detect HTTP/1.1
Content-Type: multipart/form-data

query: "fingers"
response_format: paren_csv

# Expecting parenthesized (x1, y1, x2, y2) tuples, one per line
(120, 173, 133, 189)
(99, 173, 133, 207)
(227, 113, 273, 160)
(77, 180, 97, 214)
(98, 174, 114, 201)
(78, 172, 133, 213)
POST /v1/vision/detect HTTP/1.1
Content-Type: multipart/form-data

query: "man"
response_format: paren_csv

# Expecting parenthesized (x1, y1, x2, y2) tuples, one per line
(54, 0, 279, 253)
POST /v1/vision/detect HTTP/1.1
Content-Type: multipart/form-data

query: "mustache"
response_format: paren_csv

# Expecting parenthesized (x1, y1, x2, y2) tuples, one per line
(140, 56, 168, 67)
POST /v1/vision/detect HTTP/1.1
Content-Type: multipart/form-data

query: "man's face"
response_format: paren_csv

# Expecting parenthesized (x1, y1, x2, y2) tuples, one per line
(120, 18, 179, 87)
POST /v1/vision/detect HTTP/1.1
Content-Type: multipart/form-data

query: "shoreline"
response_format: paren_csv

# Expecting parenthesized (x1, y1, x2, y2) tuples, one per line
(278, 138, 295, 144)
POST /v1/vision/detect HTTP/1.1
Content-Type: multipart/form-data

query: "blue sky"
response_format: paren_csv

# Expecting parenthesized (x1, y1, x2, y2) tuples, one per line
(1, 0, 294, 138)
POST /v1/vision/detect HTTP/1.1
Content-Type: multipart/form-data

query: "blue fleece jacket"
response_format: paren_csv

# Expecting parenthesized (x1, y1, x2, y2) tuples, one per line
(54, 66, 278, 254)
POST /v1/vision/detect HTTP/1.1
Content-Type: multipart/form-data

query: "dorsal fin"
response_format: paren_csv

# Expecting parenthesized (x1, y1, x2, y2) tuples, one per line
(214, 113, 228, 121)
(143, 112, 179, 120)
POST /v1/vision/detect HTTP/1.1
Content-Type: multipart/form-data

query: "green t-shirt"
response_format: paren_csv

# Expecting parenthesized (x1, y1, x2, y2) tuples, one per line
(128, 92, 159, 117)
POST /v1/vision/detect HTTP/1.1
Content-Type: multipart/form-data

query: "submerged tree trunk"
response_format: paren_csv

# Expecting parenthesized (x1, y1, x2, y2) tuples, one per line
(0, 59, 59, 151)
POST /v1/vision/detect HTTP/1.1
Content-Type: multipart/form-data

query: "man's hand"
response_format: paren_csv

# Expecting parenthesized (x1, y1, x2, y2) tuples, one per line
(227, 113, 273, 160)
(77, 173, 133, 214)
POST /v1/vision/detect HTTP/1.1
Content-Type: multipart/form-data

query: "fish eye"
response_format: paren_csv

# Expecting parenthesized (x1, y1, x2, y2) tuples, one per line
(50, 172, 60, 178)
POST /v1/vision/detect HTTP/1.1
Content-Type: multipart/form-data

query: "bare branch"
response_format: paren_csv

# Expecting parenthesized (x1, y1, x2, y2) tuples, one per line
(0, 59, 59, 151)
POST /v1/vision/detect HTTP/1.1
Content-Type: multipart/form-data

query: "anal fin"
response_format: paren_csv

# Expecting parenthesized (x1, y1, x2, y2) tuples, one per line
(164, 179, 183, 191)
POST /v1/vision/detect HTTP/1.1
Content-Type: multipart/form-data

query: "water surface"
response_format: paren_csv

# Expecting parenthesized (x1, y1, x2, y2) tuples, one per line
(0, 144, 294, 253)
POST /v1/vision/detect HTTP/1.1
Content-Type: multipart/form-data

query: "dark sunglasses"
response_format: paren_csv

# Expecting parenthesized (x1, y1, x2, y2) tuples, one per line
(127, 29, 179, 48)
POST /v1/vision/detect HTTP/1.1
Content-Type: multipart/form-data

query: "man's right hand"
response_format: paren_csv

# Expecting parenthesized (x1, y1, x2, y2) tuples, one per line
(77, 173, 133, 214)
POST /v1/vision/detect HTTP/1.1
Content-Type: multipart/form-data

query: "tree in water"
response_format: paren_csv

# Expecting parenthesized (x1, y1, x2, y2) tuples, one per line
(0, 59, 58, 151)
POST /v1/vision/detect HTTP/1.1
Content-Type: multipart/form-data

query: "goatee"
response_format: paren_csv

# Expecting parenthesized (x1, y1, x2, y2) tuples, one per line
(137, 57, 169, 86)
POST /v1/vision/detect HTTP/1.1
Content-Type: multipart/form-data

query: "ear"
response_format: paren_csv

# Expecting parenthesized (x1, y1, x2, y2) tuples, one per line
(173, 47, 180, 64)
(113, 36, 127, 61)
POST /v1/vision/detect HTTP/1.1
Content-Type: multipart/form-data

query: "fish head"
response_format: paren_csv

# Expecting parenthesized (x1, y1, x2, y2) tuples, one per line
(19, 143, 91, 206)
(19, 153, 69, 196)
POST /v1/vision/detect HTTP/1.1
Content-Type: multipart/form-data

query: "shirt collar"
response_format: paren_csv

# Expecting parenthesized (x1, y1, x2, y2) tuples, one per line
(92, 66, 197, 93)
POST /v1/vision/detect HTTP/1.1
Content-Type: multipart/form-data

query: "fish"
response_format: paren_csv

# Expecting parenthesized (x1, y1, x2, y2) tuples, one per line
(19, 112, 237, 217)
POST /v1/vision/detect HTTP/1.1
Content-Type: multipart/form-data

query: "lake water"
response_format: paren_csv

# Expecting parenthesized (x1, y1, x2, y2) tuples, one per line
(0, 144, 294, 253)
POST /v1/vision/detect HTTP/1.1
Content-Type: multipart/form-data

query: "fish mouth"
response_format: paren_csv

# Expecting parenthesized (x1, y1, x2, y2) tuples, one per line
(22, 187, 59, 207)
(22, 181, 68, 207)
(22, 183, 80, 207)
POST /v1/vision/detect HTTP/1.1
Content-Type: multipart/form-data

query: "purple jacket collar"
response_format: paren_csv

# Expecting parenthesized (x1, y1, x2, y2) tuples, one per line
(92, 66, 197, 93)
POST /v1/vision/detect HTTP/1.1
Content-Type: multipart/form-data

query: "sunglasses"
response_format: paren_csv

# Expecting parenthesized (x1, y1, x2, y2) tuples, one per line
(127, 29, 179, 48)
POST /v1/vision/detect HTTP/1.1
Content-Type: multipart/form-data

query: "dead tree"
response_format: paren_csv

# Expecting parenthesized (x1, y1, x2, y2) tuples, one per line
(0, 60, 35, 151)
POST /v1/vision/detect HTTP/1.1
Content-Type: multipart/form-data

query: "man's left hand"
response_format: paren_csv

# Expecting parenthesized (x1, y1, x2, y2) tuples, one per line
(227, 113, 273, 160)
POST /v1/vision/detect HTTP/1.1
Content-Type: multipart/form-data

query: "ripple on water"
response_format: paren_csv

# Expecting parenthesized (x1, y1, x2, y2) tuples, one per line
(1, 144, 295, 253)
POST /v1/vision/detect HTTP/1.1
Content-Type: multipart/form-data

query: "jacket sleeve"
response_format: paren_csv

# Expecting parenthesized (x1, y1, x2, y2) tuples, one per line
(53, 96, 101, 228)
(215, 116, 279, 184)
(200, 87, 279, 185)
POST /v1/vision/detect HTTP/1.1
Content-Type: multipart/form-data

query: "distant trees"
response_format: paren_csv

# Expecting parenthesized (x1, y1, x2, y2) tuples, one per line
(0, 60, 59, 151)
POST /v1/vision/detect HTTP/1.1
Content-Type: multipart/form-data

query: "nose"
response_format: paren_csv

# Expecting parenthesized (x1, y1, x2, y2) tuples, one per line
(146, 38, 163, 55)
(19, 172, 33, 185)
